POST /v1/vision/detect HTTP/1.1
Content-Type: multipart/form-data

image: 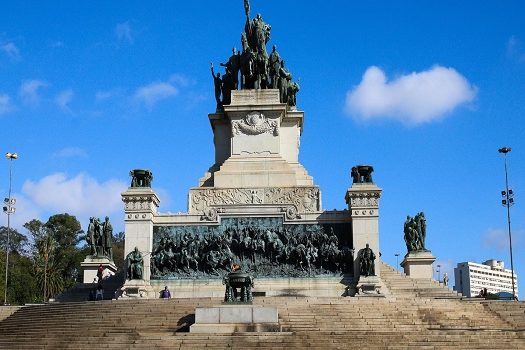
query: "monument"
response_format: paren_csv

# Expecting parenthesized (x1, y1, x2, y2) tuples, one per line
(121, 0, 383, 298)
(80, 216, 117, 283)
(400, 212, 436, 279)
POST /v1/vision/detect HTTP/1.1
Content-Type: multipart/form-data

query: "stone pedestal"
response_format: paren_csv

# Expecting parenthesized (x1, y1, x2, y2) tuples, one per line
(190, 305, 280, 333)
(119, 279, 155, 299)
(401, 251, 436, 279)
(121, 187, 160, 282)
(345, 183, 382, 279)
(80, 257, 117, 283)
(356, 275, 382, 295)
(346, 275, 384, 297)
(195, 89, 315, 206)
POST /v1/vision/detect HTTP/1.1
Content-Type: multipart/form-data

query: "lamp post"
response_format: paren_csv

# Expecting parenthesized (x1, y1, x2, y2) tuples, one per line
(437, 264, 441, 282)
(498, 146, 516, 300)
(3, 152, 17, 305)
(394, 253, 400, 272)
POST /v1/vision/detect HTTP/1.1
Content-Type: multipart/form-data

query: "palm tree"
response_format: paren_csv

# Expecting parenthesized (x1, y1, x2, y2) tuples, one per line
(34, 234, 63, 301)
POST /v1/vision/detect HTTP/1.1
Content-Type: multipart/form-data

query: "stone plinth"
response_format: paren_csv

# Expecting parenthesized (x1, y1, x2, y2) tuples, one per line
(190, 305, 280, 333)
(346, 183, 382, 279)
(119, 279, 155, 299)
(355, 275, 383, 296)
(200, 89, 313, 190)
(80, 257, 117, 283)
(121, 187, 160, 282)
(401, 251, 436, 279)
(150, 276, 349, 299)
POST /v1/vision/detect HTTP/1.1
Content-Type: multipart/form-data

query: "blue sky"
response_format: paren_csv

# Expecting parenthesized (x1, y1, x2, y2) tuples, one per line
(1, 1, 524, 295)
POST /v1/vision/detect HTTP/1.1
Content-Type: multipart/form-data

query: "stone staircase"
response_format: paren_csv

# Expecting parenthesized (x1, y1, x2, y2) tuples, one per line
(55, 271, 125, 302)
(0, 306, 21, 322)
(0, 263, 523, 349)
(379, 261, 462, 299)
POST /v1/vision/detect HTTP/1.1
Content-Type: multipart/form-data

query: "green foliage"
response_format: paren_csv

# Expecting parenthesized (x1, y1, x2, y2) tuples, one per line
(112, 231, 125, 270)
(1, 214, 122, 304)
(44, 214, 84, 289)
(0, 226, 29, 255)
(9, 254, 40, 305)
(45, 213, 83, 248)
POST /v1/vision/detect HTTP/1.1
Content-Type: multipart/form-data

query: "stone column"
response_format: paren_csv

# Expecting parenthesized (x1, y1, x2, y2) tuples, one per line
(121, 187, 160, 284)
(345, 183, 382, 294)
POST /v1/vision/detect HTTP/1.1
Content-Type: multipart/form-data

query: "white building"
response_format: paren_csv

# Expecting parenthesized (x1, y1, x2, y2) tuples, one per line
(454, 260, 518, 298)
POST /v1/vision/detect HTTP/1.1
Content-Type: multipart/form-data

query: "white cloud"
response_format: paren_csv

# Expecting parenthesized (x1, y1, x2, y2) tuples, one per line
(51, 41, 64, 48)
(95, 88, 124, 102)
(52, 147, 88, 159)
(1, 41, 20, 60)
(0, 94, 12, 114)
(507, 35, 525, 62)
(482, 228, 525, 252)
(19, 80, 48, 106)
(133, 81, 178, 108)
(345, 65, 477, 125)
(169, 74, 192, 87)
(21, 173, 127, 228)
(55, 89, 74, 113)
(115, 22, 134, 44)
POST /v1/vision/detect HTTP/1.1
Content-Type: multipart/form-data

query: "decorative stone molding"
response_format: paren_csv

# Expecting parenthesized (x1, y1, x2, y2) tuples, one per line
(231, 111, 278, 137)
(122, 189, 160, 217)
(201, 207, 219, 221)
(282, 205, 301, 220)
(189, 187, 320, 214)
(348, 192, 380, 208)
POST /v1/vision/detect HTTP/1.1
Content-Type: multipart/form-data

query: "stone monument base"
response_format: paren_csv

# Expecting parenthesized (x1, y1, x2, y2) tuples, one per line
(151, 276, 350, 299)
(190, 305, 280, 333)
(119, 280, 155, 299)
(347, 275, 384, 297)
(80, 257, 117, 283)
(401, 251, 436, 279)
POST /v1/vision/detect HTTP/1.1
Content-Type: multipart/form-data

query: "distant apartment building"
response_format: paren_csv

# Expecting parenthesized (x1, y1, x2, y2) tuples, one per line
(454, 260, 518, 298)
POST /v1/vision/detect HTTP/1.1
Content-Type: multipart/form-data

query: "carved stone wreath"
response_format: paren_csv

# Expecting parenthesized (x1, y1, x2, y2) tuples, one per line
(231, 111, 278, 136)
(201, 207, 218, 221)
(282, 205, 301, 220)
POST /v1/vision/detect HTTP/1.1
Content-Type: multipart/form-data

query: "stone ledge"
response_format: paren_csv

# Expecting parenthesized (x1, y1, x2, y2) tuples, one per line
(191, 305, 280, 333)
(189, 323, 281, 333)
(195, 305, 278, 323)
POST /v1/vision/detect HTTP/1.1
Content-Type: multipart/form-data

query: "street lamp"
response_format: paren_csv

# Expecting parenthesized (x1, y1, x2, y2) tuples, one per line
(437, 264, 441, 282)
(394, 253, 400, 272)
(3, 152, 17, 305)
(498, 146, 516, 300)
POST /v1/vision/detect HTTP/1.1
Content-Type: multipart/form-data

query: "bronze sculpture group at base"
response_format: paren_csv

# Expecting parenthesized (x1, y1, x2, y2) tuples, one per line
(404, 212, 427, 252)
(86, 216, 113, 260)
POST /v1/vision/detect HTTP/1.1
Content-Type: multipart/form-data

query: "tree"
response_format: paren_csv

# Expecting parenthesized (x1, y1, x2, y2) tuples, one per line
(44, 214, 84, 289)
(24, 214, 84, 298)
(45, 213, 83, 248)
(0, 226, 29, 256)
(0, 226, 33, 304)
(23, 219, 47, 243)
(24, 219, 62, 301)
(8, 254, 40, 305)
(112, 231, 125, 269)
